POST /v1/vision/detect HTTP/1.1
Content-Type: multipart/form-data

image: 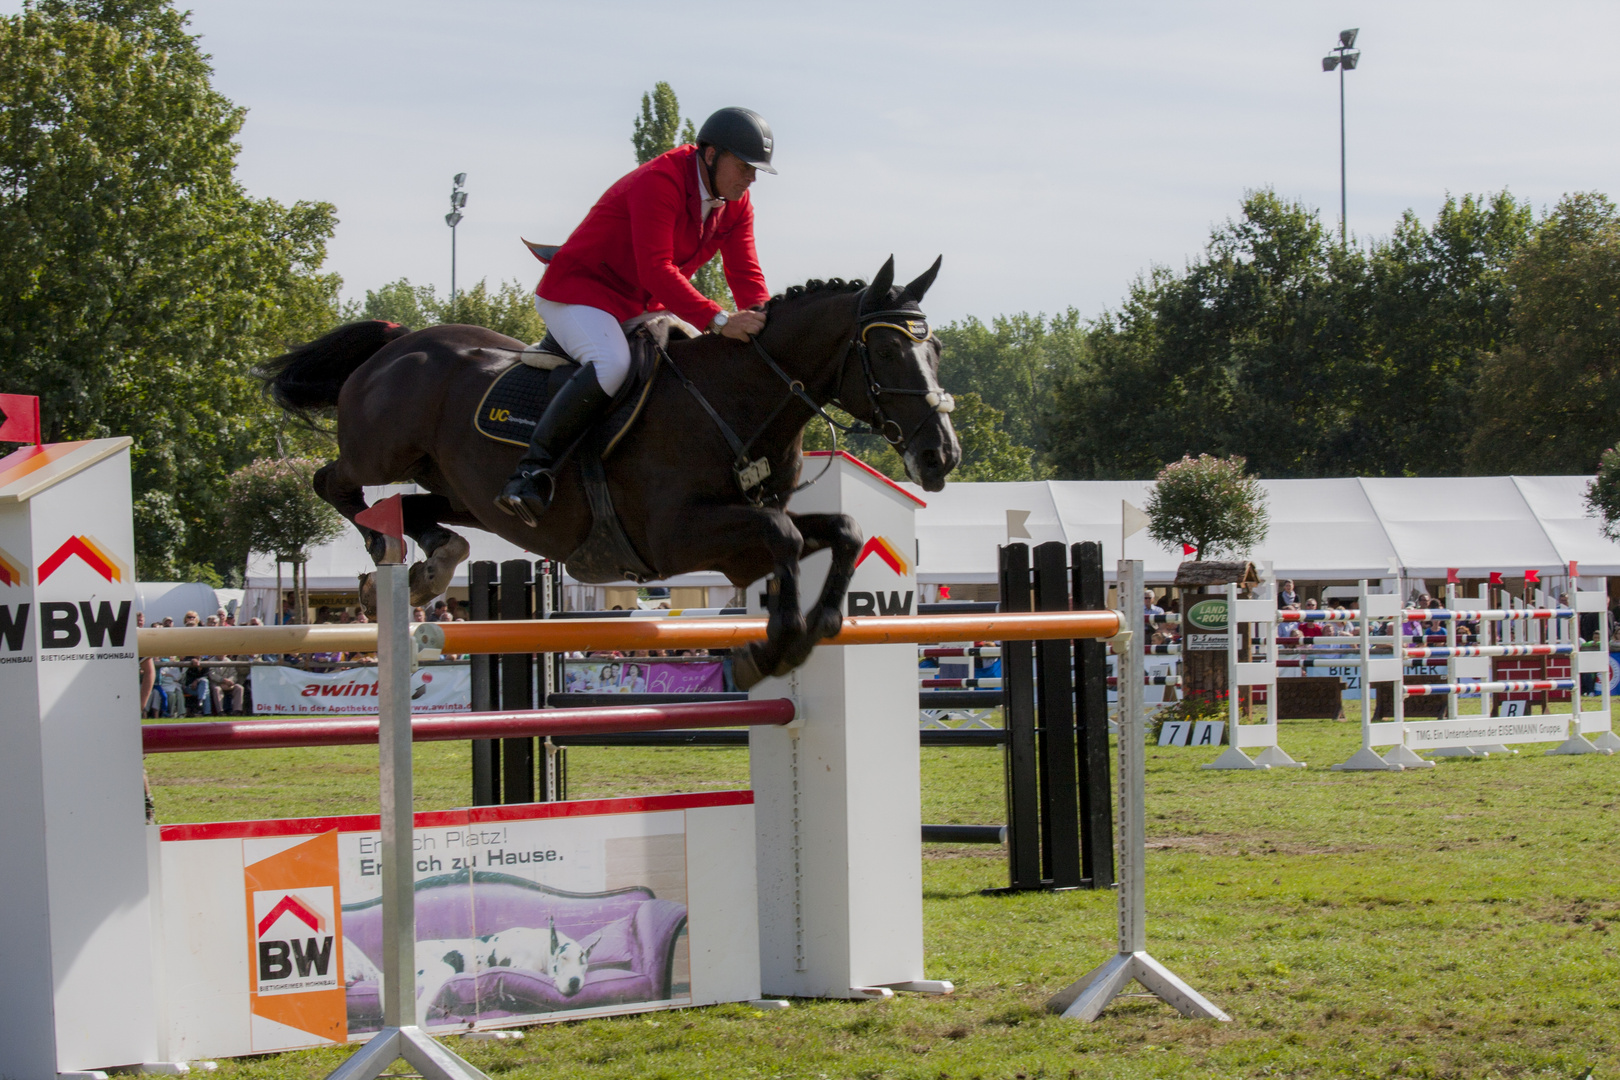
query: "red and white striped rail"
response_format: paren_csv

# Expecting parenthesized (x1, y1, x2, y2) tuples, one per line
(919, 646, 1002, 659)
(1403, 679, 1575, 697)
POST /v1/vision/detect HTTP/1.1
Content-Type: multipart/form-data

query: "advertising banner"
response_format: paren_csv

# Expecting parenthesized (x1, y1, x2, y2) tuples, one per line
(251, 664, 472, 714)
(563, 658, 724, 694)
(156, 792, 761, 1061)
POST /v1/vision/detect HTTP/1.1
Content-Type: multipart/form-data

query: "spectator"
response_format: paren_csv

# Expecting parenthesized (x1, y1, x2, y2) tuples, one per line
(412, 606, 427, 623)
(1278, 604, 1303, 640)
(1299, 598, 1326, 640)
(1278, 579, 1298, 607)
(161, 615, 175, 628)
(183, 610, 200, 627)
(136, 612, 158, 717)
(183, 659, 213, 716)
(1143, 590, 1164, 616)
(210, 657, 247, 715)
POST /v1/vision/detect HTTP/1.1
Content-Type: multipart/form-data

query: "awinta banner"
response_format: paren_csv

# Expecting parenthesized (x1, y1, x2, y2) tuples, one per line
(250, 664, 471, 715)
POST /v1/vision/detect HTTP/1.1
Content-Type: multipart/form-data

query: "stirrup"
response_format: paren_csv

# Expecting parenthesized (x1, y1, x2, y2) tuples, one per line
(496, 469, 556, 527)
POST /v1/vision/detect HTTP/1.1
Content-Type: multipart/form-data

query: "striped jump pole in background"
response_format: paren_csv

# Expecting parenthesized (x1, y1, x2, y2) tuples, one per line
(1403, 679, 1575, 697)
(919, 646, 1002, 658)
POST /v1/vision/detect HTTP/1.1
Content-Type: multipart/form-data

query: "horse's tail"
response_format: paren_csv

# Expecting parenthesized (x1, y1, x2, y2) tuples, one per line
(260, 320, 413, 424)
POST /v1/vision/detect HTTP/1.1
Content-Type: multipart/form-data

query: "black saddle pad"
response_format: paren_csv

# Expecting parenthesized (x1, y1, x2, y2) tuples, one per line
(474, 363, 573, 447)
(473, 347, 662, 454)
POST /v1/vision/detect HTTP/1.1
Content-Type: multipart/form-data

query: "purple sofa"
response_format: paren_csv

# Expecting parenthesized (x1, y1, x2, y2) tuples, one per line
(344, 870, 688, 1031)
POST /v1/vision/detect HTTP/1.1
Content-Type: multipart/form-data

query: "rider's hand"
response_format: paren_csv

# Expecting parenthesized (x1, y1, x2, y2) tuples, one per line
(715, 309, 767, 341)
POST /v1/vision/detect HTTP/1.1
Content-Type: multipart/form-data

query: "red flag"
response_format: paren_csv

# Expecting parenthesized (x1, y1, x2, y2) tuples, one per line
(1569, 560, 1579, 580)
(355, 494, 404, 541)
(1182, 543, 1198, 555)
(1488, 572, 1502, 586)
(0, 393, 41, 445)
(938, 584, 951, 600)
(1446, 568, 1459, 585)
(1524, 569, 1540, 585)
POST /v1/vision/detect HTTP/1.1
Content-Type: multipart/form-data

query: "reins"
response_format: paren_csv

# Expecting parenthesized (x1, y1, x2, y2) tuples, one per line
(657, 287, 955, 507)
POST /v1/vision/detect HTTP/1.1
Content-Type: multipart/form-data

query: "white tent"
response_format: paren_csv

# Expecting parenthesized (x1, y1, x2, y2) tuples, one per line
(901, 476, 1620, 585)
(243, 476, 1620, 606)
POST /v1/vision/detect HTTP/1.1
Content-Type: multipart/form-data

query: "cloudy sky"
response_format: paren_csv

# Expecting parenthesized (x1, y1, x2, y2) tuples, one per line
(51, 1, 1620, 321)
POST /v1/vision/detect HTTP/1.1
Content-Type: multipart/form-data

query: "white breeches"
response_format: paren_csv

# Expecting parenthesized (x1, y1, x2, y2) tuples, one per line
(533, 297, 632, 395)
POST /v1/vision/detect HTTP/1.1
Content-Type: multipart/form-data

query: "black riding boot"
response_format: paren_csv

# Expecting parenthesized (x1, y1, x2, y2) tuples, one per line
(496, 363, 613, 526)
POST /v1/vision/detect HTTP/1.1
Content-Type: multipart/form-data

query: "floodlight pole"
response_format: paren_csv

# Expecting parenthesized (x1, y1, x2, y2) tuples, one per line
(446, 173, 467, 319)
(1322, 30, 1360, 247)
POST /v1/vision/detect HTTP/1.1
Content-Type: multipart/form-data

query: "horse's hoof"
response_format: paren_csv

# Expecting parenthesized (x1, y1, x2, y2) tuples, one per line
(731, 646, 764, 691)
(358, 572, 379, 617)
(810, 607, 844, 641)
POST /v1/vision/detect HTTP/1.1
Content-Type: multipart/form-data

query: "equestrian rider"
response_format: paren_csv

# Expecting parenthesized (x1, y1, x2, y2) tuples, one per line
(496, 106, 776, 524)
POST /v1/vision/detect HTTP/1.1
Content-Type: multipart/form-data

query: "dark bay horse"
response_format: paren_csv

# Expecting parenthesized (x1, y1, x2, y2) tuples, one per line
(263, 257, 960, 686)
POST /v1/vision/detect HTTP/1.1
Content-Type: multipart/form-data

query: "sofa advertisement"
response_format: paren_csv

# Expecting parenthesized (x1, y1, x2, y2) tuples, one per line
(563, 658, 724, 694)
(156, 792, 761, 1060)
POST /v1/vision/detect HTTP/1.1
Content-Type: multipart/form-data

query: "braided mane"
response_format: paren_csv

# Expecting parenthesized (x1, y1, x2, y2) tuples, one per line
(765, 277, 866, 311)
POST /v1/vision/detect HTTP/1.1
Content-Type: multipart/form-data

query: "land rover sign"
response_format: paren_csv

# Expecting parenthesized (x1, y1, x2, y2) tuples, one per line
(1184, 598, 1228, 632)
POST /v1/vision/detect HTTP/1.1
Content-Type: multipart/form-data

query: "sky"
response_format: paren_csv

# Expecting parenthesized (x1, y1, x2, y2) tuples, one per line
(36, 1, 1620, 323)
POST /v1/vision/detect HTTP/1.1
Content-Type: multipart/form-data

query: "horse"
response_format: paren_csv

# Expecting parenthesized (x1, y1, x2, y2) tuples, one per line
(262, 256, 960, 687)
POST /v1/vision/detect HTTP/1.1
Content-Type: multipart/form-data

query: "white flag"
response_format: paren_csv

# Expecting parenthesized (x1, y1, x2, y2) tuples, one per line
(1122, 501, 1149, 538)
(1006, 509, 1032, 541)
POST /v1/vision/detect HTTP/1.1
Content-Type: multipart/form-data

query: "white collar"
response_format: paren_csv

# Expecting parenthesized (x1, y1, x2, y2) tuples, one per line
(697, 157, 724, 221)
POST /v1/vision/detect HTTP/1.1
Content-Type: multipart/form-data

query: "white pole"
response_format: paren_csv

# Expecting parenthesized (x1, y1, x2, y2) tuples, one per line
(1047, 560, 1229, 1022)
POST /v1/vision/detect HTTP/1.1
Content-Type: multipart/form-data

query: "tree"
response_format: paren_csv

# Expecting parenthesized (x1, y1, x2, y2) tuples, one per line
(0, 0, 340, 581)
(630, 82, 727, 307)
(799, 392, 1042, 483)
(1585, 447, 1620, 542)
(1466, 193, 1620, 474)
(356, 277, 545, 342)
(1041, 189, 1533, 481)
(224, 457, 346, 622)
(937, 309, 1085, 453)
(1145, 454, 1268, 560)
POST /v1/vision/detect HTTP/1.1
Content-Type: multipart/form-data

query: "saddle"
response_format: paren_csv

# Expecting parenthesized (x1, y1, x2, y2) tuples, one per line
(473, 311, 700, 585)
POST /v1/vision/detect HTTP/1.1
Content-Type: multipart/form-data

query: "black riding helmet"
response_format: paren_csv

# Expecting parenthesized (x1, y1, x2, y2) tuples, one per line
(696, 107, 777, 174)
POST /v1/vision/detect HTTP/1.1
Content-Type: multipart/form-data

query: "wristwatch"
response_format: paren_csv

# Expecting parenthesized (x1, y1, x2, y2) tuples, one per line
(710, 311, 729, 331)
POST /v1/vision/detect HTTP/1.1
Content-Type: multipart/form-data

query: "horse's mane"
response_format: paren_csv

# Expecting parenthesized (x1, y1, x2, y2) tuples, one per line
(764, 277, 867, 312)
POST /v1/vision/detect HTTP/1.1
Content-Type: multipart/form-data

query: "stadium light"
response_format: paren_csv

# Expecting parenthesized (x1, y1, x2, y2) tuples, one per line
(446, 174, 468, 315)
(1322, 29, 1361, 245)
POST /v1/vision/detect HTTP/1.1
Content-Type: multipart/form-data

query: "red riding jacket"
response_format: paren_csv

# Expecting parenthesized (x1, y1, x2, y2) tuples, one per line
(537, 144, 770, 329)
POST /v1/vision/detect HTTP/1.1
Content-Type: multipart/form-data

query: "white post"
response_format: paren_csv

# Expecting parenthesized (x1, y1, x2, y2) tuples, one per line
(748, 454, 949, 999)
(0, 438, 161, 1078)
(325, 539, 488, 1079)
(1047, 560, 1229, 1022)
(1334, 580, 1406, 771)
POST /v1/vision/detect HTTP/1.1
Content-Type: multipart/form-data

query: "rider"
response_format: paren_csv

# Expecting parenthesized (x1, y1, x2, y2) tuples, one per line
(497, 106, 777, 524)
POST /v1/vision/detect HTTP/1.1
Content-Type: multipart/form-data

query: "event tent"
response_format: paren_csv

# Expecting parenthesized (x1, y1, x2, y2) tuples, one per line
(902, 476, 1620, 585)
(242, 476, 1620, 612)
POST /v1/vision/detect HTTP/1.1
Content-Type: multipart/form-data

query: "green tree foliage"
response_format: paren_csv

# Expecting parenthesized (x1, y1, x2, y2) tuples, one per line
(1145, 453, 1269, 560)
(1583, 446, 1620, 542)
(799, 392, 1039, 483)
(630, 81, 727, 307)
(224, 456, 344, 561)
(1467, 193, 1620, 473)
(1043, 190, 1533, 480)
(355, 277, 545, 342)
(632, 81, 697, 167)
(0, 0, 339, 580)
(936, 310, 1085, 453)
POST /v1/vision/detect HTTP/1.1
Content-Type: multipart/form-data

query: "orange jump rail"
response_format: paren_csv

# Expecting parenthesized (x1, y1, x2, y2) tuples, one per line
(137, 610, 1125, 658)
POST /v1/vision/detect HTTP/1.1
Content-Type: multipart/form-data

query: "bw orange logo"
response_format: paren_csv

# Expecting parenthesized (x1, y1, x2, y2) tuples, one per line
(854, 536, 909, 576)
(0, 545, 23, 587)
(37, 535, 128, 585)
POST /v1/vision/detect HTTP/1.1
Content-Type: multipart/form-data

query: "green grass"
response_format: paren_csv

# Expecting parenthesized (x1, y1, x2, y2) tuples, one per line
(142, 706, 1620, 1079)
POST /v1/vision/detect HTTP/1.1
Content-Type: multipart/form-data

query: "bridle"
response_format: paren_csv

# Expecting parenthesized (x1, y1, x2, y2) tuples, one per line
(658, 287, 955, 505)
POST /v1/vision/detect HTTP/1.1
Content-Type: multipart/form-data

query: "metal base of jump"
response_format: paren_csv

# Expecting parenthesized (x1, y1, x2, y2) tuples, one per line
(1050, 561, 1228, 1024)
(326, 1025, 489, 1080)
(1331, 746, 1405, 771)
(1547, 733, 1611, 756)
(1048, 950, 1231, 1022)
